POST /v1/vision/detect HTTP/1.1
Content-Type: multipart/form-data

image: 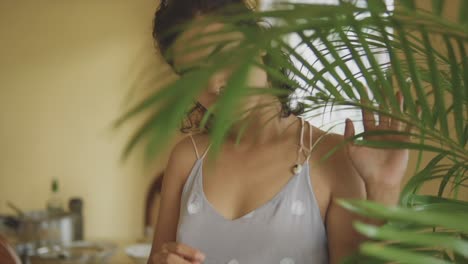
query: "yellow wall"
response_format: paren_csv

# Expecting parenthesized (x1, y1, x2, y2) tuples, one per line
(0, 0, 169, 241)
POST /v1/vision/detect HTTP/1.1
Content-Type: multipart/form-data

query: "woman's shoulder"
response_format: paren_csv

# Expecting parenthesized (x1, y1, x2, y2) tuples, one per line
(305, 123, 349, 170)
(169, 131, 211, 163)
(163, 132, 211, 186)
(306, 123, 364, 193)
(305, 122, 343, 151)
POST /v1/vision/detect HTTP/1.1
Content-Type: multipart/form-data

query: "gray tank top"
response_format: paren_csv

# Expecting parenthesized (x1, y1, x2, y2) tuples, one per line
(176, 117, 329, 264)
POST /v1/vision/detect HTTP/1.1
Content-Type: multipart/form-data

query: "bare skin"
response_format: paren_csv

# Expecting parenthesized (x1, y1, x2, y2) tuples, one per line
(148, 18, 409, 264)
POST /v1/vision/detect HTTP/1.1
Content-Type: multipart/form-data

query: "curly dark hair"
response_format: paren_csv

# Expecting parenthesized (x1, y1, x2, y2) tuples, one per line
(152, 0, 304, 133)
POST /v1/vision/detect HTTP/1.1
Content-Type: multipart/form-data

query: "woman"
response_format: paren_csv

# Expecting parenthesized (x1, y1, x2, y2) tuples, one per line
(148, 1, 410, 264)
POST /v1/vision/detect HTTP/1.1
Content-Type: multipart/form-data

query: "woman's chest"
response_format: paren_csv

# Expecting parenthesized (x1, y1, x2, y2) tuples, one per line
(201, 152, 331, 223)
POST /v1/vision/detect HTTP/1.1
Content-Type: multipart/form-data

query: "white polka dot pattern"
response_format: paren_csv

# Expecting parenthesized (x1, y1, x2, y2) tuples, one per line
(280, 257, 295, 264)
(187, 193, 202, 214)
(291, 200, 305, 216)
(227, 259, 239, 264)
(243, 211, 255, 218)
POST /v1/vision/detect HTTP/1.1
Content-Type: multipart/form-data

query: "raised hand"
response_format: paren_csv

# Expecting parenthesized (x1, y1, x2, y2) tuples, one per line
(343, 91, 413, 188)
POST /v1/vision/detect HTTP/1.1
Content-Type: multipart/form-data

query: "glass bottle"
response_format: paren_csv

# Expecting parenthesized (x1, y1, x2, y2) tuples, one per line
(46, 178, 64, 215)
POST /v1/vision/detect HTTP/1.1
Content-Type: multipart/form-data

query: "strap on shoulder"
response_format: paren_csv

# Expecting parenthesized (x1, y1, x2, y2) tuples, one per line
(296, 117, 313, 164)
(188, 132, 200, 159)
(200, 143, 212, 160)
(188, 132, 211, 160)
(305, 120, 313, 161)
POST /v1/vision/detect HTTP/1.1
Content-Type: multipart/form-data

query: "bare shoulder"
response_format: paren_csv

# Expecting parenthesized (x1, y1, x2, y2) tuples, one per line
(305, 123, 345, 165)
(186, 132, 211, 152)
(168, 132, 209, 165)
(305, 124, 365, 196)
(166, 132, 211, 180)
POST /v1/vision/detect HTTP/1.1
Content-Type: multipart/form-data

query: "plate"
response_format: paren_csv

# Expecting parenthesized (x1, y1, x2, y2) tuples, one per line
(125, 243, 152, 264)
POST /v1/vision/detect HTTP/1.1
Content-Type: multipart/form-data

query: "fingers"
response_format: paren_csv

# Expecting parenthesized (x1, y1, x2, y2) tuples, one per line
(361, 97, 376, 131)
(404, 105, 422, 137)
(390, 91, 404, 131)
(151, 252, 193, 264)
(166, 252, 193, 264)
(389, 91, 423, 142)
(344, 118, 355, 142)
(161, 242, 206, 263)
(377, 87, 391, 128)
(360, 87, 420, 143)
(360, 88, 421, 143)
(379, 103, 391, 128)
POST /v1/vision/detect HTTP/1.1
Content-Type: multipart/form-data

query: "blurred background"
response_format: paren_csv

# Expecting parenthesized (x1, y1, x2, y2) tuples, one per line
(0, 0, 169, 243)
(0, 1, 174, 262)
(0, 0, 466, 263)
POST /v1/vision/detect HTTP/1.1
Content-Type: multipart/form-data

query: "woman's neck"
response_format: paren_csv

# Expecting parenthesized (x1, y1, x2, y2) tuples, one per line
(226, 99, 299, 149)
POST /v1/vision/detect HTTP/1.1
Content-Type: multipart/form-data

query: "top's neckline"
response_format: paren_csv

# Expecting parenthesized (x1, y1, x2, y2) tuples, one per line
(190, 116, 312, 222)
(196, 157, 310, 223)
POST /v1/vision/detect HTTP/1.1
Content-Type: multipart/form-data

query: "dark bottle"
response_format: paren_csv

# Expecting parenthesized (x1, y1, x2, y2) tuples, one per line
(68, 198, 84, 241)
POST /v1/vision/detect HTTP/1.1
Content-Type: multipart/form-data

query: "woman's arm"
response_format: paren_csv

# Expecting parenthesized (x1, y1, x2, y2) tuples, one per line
(325, 137, 402, 263)
(148, 136, 205, 264)
(327, 93, 410, 263)
(321, 134, 369, 264)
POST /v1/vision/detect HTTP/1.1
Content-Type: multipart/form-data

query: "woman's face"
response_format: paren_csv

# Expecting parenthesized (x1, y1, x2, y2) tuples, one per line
(171, 17, 269, 112)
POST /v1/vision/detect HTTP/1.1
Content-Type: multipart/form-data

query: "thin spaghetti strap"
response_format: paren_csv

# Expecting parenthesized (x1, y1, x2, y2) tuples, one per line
(292, 117, 305, 174)
(306, 120, 313, 162)
(188, 132, 200, 159)
(200, 143, 212, 160)
(299, 117, 305, 151)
